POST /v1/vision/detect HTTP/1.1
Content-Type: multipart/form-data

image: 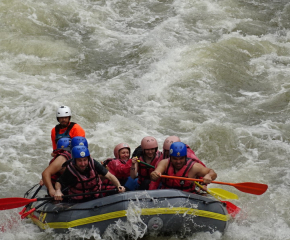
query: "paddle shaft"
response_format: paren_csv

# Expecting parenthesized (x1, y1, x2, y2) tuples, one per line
(138, 159, 242, 199)
(21, 188, 116, 218)
(21, 200, 50, 219)
(195, 181, 241, 217)
(160, 175, 268, 195)
(0, 189, 118, 210)
(37, 188, 118, 201)
(137, 160, 155, 169)
(19, 185, 43, 215)
(20, 186, 69, 218)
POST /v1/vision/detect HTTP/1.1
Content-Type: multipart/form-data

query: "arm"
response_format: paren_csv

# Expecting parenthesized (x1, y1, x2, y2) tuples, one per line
(42, 155, 67, 197)
(54, 169, 77, 201)
(189, 163, 217, 184)
(150, 159, 168, 181)
(94, 159, 125, 193)
(130, 157, 138, 179)
(54, 182, 63, 201)
(104, 172, 125, 193)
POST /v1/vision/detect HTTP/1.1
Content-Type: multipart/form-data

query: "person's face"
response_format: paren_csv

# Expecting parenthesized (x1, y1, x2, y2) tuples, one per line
(144, 148, 156, 159)
(119, 148, 130, 161)
(170, 156, 186, 170)
(75, 157, 89, 172)
(57, 116, 70, 127)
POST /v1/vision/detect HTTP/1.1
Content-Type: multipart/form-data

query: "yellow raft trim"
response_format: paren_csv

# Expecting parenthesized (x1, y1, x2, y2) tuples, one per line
(30, 207, 230, 230)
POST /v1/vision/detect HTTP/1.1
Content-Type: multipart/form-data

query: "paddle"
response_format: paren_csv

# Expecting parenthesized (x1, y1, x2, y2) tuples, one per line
(222, 200, 241, 218)
(140, 158, 241, 216)
(137, 159, 155, 169)
(137, 159, 239, 200)
(207, 188, 239, 200)
(160, 175, 268, 195)
(19, 184, 43, 216)
(21, 200, 51, 219)
(195, 181, 241, 217)
(21, 185, 70, 219)
(0, 189, 118, 211)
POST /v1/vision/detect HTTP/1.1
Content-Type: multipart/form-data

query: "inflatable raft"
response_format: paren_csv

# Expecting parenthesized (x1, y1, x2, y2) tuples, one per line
(25, 189, 229, 236)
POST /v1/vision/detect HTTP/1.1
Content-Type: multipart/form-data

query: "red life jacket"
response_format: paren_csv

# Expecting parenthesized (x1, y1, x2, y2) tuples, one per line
(161, 158, 198, 193)
(49, 149, 71, 185)
(100, 158, 131, 192)
(100, 178, 116, 192)
(103, 158, 131, 179)
(137, 150, 162, 185)
(67, 158, 101, 200)
(185, 145, 207, 185)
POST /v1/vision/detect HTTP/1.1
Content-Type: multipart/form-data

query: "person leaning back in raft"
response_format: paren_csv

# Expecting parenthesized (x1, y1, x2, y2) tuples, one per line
(150, 142, 217, 193)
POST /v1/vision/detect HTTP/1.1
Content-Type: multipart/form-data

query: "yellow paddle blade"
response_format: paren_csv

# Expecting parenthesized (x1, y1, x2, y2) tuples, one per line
(208, 188, 239, 200)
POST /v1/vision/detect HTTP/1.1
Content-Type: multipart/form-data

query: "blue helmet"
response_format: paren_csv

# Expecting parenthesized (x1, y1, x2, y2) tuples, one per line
(169, 142, 187, 157)
(71, 137, 88, 150)
(56, 138, 71, 151)
(71, 145, 90, 159)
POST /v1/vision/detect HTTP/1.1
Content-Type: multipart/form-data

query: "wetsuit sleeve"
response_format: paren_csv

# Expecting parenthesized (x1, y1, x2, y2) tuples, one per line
(93, 159, 109, 176)
(56, 168, 78, 189)
(70, 124, 86, 138)
(51, 127, 57, 150)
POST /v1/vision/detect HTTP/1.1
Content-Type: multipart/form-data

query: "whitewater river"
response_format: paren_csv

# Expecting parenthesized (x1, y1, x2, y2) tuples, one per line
(0, 0, 290, 239)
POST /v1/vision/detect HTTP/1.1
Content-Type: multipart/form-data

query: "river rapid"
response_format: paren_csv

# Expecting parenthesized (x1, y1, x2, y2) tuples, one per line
(0, 0, 290, 239)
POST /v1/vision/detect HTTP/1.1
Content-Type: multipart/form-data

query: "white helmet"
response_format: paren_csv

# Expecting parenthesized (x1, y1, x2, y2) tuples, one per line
(56, 106, 71, 118)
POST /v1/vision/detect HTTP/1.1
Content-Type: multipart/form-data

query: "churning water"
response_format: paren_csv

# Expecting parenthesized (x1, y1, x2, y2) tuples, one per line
(0, 0, 290, 239)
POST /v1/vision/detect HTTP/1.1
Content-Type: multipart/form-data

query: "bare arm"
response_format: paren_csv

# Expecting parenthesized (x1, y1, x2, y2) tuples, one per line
(54, 182, 64, 201)
(42, 155, 67, 197)
(150, 159, 168, 181)
(104, 172, 125, 192)
(189, 163, 217, 184)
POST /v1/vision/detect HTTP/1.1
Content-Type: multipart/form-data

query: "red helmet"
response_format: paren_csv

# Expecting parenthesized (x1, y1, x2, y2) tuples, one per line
(163, 136, 181, 151)
(141, 136, 158, 150)
(114, 143, 130, 159)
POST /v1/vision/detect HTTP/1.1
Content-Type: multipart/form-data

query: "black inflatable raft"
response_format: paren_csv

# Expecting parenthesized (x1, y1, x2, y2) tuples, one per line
(26, 189, 229, 236)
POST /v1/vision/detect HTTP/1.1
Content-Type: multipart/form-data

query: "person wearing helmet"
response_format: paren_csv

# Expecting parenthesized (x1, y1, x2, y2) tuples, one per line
(101, 143, 136, 193)
(54, 146, 125, 202)
(51, 106, 86, 155)
(130, 136, 163, 190)
(149, 136, 207, 191)
(162, 136, 206, 166)
(41, 138, 72, 197)
(70, 136, 89, 149)
(150, 142, 217, 193)
(162, 136, 181, 159)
